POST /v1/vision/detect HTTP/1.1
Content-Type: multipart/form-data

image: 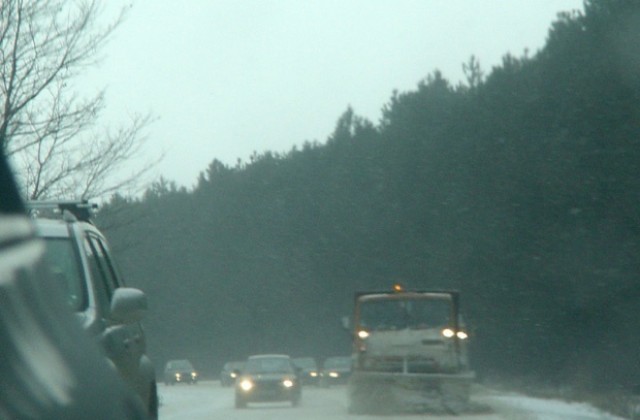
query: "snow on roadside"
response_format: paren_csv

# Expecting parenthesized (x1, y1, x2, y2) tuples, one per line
(485, 393, 627, 420)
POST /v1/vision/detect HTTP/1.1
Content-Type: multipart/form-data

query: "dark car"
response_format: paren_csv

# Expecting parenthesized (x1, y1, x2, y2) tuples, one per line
(0, 152, 147, 418)
(164, 359, 199, 385)
(292, 357, 320, 386)
(31, 201, 158, 417)
(235, 354, 302, 408)
(320, 356, 352, 387)
(220, 361, 245, 387)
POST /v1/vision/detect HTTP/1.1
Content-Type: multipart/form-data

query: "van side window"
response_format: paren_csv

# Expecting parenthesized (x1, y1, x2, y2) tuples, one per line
(83, 236, 111, 316)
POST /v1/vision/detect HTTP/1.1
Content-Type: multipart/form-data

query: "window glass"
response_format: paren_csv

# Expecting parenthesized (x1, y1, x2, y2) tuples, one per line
(168, 360, 194, 370)
(89, 235, 121, 291)
(245, 358, 294, 374)
(359, 298, 452, 330)
(42, 237, 87, 311)
(324, 357, 351, 369)
(84, 236, 111, 315)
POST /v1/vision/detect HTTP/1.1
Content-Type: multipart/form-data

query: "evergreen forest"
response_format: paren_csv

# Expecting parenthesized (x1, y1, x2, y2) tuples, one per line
(98, 0, 640, 393)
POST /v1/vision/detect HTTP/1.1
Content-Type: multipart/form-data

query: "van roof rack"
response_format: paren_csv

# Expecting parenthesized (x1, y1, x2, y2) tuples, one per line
(26, 200, 98, 223)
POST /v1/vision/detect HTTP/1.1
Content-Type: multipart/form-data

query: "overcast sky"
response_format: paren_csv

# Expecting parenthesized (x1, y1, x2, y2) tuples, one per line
(86, 0, 585, 189)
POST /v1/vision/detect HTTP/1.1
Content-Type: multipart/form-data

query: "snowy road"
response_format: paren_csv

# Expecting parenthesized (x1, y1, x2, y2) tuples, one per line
(158, 381, 624, 420)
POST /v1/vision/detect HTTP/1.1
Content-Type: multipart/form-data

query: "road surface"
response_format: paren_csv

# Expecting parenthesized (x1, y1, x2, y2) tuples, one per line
(158, 380, 623, 419)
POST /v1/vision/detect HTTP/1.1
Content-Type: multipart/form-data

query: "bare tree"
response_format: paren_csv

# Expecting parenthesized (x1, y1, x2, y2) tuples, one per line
(0, 0, 158, 200)
(462, 55, 484, 90)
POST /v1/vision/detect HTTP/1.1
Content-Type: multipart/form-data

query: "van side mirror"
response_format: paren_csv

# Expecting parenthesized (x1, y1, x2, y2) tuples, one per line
(110, 287, 147, 324)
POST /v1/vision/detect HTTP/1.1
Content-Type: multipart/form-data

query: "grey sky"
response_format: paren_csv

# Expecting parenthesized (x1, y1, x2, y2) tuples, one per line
(87, 0, 584, 189)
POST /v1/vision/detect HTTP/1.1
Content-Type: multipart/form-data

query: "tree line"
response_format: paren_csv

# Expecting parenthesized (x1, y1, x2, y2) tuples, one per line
(99, 0, 640, 392)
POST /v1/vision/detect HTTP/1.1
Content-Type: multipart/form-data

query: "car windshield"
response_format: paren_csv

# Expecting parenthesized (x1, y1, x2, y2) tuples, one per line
(359, 298, 451, 331)
(244, 358, 294, 374)
(167, 360, 193, 370)
(224, 362, 244, 371)
(324, 358, 351, 370)
(293, 358, 317, 369)
(42, 237, 86, 311)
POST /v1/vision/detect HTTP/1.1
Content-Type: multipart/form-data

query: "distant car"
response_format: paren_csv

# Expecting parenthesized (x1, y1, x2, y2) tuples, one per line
(235, 354, 302, 408)
(292, 357, 320, 386)
(220, 361, 245, 387)
(31, 201, 158, 418)
(164, 359, 199, 385)
(320, 356, 352, 387)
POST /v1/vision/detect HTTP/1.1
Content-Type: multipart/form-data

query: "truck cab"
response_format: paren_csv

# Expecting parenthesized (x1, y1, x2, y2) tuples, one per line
(347, 285, 474, 414)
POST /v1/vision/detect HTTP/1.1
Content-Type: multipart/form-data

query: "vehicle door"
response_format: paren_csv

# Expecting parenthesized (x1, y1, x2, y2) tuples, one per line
(84, 233, 145, 380)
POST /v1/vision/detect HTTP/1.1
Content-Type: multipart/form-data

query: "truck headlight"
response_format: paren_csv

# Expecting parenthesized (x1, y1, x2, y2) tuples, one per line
(357, 330, 370, 339)
(175, 373, 182, 380)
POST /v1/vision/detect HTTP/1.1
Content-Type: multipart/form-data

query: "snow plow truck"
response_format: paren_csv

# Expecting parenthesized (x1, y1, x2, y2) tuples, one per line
(346, 285, 474, 414)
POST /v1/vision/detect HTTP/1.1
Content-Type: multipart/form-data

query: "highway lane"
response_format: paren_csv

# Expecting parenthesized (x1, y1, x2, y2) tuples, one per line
(158, 380, 622, 420)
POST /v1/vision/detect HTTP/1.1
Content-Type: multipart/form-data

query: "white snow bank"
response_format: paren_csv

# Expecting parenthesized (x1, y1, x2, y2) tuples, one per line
(487, 393, 626, 420)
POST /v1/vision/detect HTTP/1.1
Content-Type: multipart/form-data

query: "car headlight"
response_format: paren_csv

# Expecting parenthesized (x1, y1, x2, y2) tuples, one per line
(442, 328, 455, 338)
(357, 330, 369, 339)
(175, 373, 182, 380)
(310, 371, 318, 377)
(191, 372, 198, 378)
(442, 328, 468, 339)
(329, 372, 339, 378)
(282, 379, 294, 388)
(239, 379, 254, 391)
(230, 372, 237, 378)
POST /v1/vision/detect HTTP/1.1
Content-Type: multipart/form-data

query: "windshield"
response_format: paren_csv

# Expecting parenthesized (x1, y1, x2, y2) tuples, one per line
(323, 358, 351, 370)
(359, 298, 451, 331)
(224, 362, 244, 371)
(244, 358, 294, 375)
(293, 358, 317, 369)
(42, 237, 86, 311)
(167, 360, 193, 370)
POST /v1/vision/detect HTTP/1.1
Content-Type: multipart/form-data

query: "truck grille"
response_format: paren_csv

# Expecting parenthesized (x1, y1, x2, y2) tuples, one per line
(364, 356, 454, 374)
